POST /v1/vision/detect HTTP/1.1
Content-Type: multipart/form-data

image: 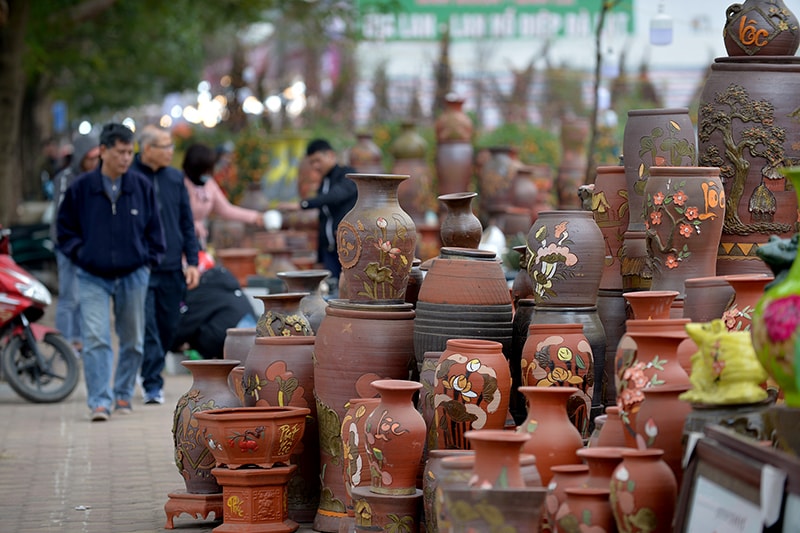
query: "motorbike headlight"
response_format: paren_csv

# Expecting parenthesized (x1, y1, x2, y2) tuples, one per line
(16, 279, 52, 306)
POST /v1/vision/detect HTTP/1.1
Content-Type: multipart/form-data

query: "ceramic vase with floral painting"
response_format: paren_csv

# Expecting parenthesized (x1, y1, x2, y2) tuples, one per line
(722, 273, 773, 332)
(610, 448, 678, 533)
(593, 165, 630, 290)
(521, 323, 594, 437)
(432, 339, 511, 450)
(253, 292, 313, 337)
(556, 487, 616, 533)
(636, 384, 692, 485)
(544, 464, 590, 532)
(276, 269, 331, 334)
(337, 174, 417, 303)
(340, 397, 380, 533)
(643, 167, 725, 297)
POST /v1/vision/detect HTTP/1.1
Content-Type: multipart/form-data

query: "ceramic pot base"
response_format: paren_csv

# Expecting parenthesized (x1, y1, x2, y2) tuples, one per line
(164, 490, 223, 529)
(351, 486, 423, 533)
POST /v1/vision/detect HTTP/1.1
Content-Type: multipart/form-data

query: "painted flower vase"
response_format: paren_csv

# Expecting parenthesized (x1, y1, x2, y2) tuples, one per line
(464, 429, 530, 489)
(722, 273, 773, 332)
(364, 379, 426, 495)
(593, 165, 630, 291)
(643, 167, 725, 297)
(544, 464, 590, 531)
(723, 0, 800, 56)
(276, 269, 331, 334)
(173, 360, 241, 494)
(438, 192, 482, 249)
(521, 323, 594, 437)
(517, 386, 584, 485)
(253, 292, 313, 337)
(526, 210, 605, 307)
(340, 397, 381, 533)
(610, 449, 678, 533)
(556, 487, 616, 533)
(636, 384, 692, 486)
(337, 173, 417, 303)
(432, 339, 511, 450)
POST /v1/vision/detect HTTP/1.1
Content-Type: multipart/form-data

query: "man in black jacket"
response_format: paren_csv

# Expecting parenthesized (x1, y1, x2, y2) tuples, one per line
(299, 138, 357, 287)
(132, 125, 200, 405)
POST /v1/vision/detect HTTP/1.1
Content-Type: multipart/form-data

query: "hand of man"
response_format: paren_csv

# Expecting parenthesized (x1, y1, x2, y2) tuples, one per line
(184, 265, 200, 290)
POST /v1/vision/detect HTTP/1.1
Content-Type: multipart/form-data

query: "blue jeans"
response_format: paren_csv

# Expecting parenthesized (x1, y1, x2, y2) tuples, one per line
(78, 266, 149, 411)
(141, 270, 186, 397)
(55, 250, 81, 345)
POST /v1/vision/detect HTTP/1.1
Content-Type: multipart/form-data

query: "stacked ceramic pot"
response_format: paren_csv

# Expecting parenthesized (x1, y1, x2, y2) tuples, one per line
(313, 173, 418, 532)
(391, 121, 434, 225)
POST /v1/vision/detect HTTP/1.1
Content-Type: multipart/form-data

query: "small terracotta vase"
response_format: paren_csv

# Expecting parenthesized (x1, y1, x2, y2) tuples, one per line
(526, 210, 605, 307)
(545, 464, 590, 532)
(517, 386, 584, 485)
(223, 327, 256, 365)
(392, 123, 434, 224)
(215, 247, 259, 287)
(521, 323, 594, 437)
(364, 379, 426, 495)
(438, 192, 482, 249)
(624, 290, 678, 320)
(610, 448, 677, 533)
(576, 446, 627, 489)
(337, 173, 417, 303)
(464, 429, 530, 489)
(722, 273, 773, 331)
(173, 360, 241, 494)
(593, 166, 629, 291)
(276, 269, 331, 334)
(436, 143, 474, 199)
(253, 292, 313, 337)
(596, 406, 631, 448)
(556, 487, 616, 533)
(636, 384, 692, 486)
(683, 276, 736, 322)
(341, 397, 381, 533)
(432, 339, 511, 450)
(263, 247, 297, 277)
(724, 0, 800, 56)
(348, 131, 383, 174)
(435, 94, 473, 144)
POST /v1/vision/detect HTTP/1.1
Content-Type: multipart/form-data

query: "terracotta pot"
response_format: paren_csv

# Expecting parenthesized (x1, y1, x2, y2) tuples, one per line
(522, 323, 594, 437)
(337, 174, 417, 303)
(435, 95, 473, 144)
(576, 446, 627, 490)
(229, 365, 245, 405)
(624, 290, 678, 320)
(509, 166, 539, 221)
(347, 131, 383, 174)
(526, 210, 605, 307)
(216, 247, 259, 287)
(478, 146, 522, 215)
(441, 486, 547, 532)
(722, 273, 773, 331)
(636, 384, 692, 486)
(698, 57, 800, 275)
(723, 0, 800, 56)
(643, 167, 725, 297)
(438, 192, 482, 249)
(683, 276, 736, 322)
(242, 335, 318, 522)
(432, 339, 512, 450)
(463, 429, 530, 489)
(173, 360, 241, 494)
(517, 386, 584, 485)
(435, 143, 474, 198)
(610, 448, 678, 533)
(545, 464, 590, 532)
(340, 397, 381, 533)
(263, 247, 297, 277)
(423, 449, 474, 533)
(313, 300, 416, 532)
(253, 292, 313, 337)
(363, 380, 425, 495)
(392, 122, 434, 223)
(276, 269, 331, 334)
(596, 406, 631, 448)
(351, 486, 422, 533)
(223, 327, 256, 365)
(593, 166, 629, 291)
(556, 487, 616, 533)
(211, 465, 298, 532)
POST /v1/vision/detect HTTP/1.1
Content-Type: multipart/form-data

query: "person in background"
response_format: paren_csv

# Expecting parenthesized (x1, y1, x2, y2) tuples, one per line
(182, 142, 265, 249)
(132, 125, 200, 406)
(56, 123, 165, 422)
(50, 134, 100, 354)
(298, 138, 357, 286)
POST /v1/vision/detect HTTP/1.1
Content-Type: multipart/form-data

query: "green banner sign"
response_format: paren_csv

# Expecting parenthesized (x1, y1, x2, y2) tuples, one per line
(357, 0, 634, 41)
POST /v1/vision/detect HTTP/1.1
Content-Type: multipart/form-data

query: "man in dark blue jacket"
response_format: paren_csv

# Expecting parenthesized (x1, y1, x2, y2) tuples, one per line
(132, 125, 200, 405)
(57, 123, 166, 422)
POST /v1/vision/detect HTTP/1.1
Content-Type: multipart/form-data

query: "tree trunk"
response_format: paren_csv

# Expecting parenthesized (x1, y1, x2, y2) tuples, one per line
(0, 1, 29, 225)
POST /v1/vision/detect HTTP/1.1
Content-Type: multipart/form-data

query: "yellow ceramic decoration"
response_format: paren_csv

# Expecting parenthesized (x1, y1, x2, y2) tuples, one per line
(679, 319, 768, 405)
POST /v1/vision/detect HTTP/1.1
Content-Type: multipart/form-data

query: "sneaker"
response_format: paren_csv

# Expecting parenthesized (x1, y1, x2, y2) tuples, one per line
(114, 400, 133, 415)
(91, 407, 110, 422)
(144, 390, 164, 405)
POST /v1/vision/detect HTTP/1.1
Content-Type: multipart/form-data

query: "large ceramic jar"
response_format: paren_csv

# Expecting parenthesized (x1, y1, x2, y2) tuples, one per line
(438, 192, 482, 249)
(391, 122, 433, 223)
(173, 360, 241, 494)
(363, 380, 426, 495)
(432, 339, 511, 450)
(593, 166, 629, 291)
(610, 448, 678, 533)
(253, 292, 313, 337)
(526, 210, 605, 307)
(313, 300, 416, 532)
(698, 57, 800, 275)
(521, 323, 594, 438)
(517, 386, 584, 485)
(643, 166, 725, 297)
(337, 174, 417, 303)
(276, 269, 331, 334)
(723, 0, 800, 56)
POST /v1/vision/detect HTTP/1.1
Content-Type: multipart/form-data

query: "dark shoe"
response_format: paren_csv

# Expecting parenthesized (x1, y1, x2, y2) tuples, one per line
(114, 400, 133, 415)
(144, 390, 164, 405)
(91, 407, 110, 422)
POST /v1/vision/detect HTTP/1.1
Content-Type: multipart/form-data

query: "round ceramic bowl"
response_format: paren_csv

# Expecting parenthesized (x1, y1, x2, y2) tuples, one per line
(194, 406, 310, 469)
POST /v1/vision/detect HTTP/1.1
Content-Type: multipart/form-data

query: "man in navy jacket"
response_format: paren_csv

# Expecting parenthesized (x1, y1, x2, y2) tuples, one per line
(131, 125, 200, 405)
(57, 122, 166, 421)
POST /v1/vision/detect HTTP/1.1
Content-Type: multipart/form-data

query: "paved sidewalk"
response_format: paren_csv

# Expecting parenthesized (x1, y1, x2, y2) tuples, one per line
(0, 357, 317, 532)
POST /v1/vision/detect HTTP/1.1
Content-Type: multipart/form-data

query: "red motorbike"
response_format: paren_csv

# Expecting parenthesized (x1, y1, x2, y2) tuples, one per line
(0, 226, 79, 402)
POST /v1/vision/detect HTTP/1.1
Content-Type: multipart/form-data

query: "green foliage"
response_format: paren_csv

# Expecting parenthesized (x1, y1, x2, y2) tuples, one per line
(476, 123, 561, 169)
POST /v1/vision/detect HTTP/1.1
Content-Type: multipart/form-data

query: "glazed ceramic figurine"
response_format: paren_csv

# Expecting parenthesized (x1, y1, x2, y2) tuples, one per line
(680, 319, 768, 405)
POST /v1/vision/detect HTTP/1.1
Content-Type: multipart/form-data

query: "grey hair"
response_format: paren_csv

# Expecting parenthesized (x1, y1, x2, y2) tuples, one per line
(138, 124, 168, 149)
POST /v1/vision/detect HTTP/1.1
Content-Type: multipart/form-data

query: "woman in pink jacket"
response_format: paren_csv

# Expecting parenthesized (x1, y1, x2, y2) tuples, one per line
(182, 143, 265, 248)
